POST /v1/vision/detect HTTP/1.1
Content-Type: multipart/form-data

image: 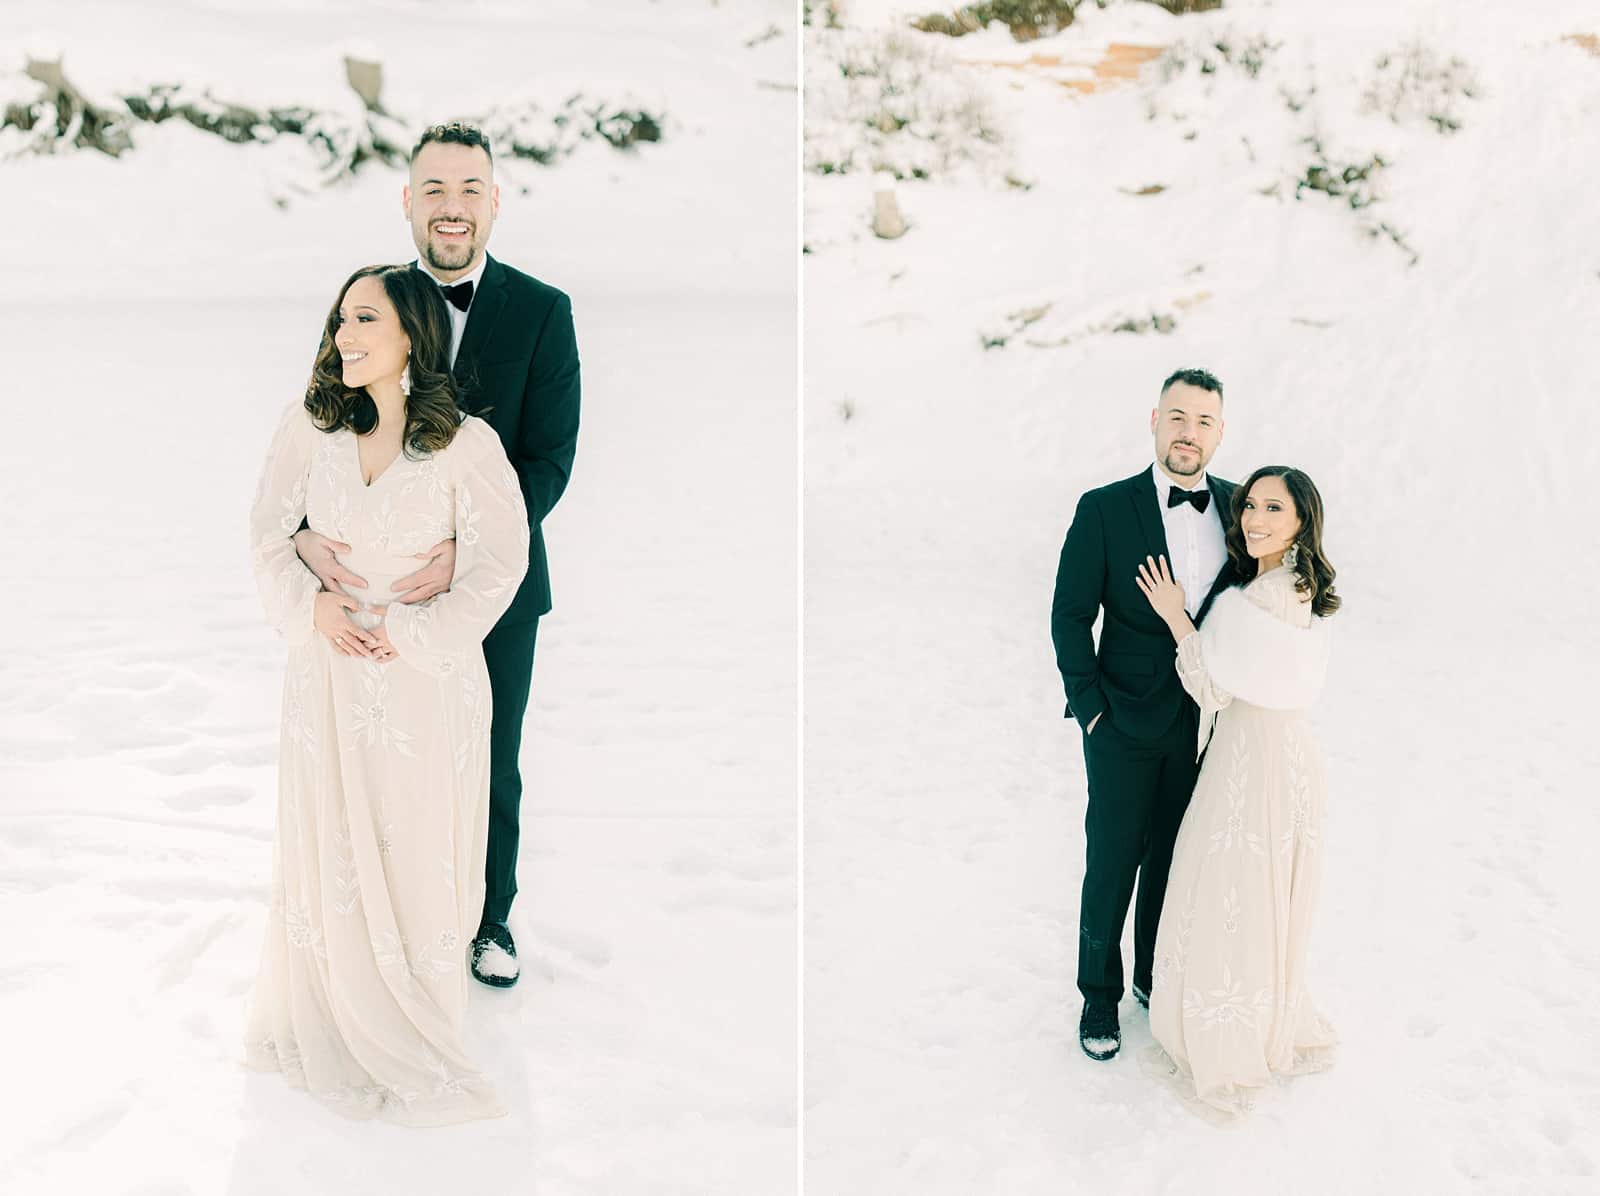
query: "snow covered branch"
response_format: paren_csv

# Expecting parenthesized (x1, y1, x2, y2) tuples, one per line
(910, 1, 1079, 43)
(481, 94, 663, 166)
(2, 53, 133, 158)
(1361, 41, 1481, 134)
(805, 25, 1010, 182)
(1, 56, 667, 185)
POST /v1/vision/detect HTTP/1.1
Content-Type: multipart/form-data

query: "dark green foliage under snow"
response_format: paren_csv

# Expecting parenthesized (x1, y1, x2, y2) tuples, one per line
(1, 65, 665, 186)
(1139, 0, 1224, 13)
(912, 1, 1078, 42)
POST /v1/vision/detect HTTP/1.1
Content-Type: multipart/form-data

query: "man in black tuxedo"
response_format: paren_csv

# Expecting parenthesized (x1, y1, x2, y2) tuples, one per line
(1050, 368, 1233, 1061)
(295, 122, 580, 988)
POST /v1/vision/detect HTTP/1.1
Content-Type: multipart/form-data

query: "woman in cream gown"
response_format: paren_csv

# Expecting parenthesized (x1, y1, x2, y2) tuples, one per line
(244, 265, 528, 1126)
(1132, 465, 1341, 1122)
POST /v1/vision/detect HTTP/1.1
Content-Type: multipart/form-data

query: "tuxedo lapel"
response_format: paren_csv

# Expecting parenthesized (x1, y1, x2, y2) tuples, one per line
(1209, 477, 1235, 529)
(1126, 468, 1170, 561)
(454, 254, 509, 381)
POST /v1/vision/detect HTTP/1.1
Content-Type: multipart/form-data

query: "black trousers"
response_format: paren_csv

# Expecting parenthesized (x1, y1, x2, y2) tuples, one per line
(1077, 703, 1199, 1006)
(481, 616, 539, 926)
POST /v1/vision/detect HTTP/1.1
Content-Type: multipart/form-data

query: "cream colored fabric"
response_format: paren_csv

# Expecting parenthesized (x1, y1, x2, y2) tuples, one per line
(244, 401, 528, 1126)
(1142, 566, 1337, 1121)
(1186, 567, 1331, 759)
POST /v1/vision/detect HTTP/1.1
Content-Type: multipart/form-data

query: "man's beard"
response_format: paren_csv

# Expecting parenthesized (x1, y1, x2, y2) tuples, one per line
(1164, 447, 1203, 476)
(423, 231, 477, 271)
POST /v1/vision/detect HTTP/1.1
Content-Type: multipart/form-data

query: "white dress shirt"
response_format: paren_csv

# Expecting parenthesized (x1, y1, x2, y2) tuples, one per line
(417, 253, 488, 367)
(1151, 461, 1227, 618)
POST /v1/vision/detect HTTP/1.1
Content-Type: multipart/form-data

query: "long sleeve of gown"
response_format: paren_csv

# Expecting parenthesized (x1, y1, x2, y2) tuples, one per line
(385, 420, 530, 677)
(1174, 571, 1330, 758)
(1175, 629, 1234, 761)
(1175, 628, 1233, 723)
(250, 401, 321, 647)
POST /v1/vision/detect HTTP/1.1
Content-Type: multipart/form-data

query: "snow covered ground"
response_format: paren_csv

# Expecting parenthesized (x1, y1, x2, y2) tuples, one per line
(0, 3, 797, 1194)
(804, 0, 1600, 1192)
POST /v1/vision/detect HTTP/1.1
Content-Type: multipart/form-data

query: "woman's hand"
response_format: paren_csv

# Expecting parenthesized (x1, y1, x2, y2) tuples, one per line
(1135, 555, 1189, 627)
(314, 591, 380, 658)
(366, 606, 399, 663)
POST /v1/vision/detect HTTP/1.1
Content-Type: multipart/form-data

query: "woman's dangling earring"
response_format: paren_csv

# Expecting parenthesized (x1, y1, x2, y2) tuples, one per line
(1282, 542, 1300, 569)
(399, 359, 412, 397)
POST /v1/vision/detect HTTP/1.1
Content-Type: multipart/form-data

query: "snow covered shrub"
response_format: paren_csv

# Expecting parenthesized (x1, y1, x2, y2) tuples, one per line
(803, 0, 844, 30)
(1137, 0, 1224, 14)
(909, 11, 984, 37)
(481, 93, 663, 165)
(910, 1, 1078, 42)
(1292, 137, 1386, 210)
(123, 84, 304, 143)
(805, 25, 1008, 181)
(1362, 41, 1480, 134)
(125, 83, 409, 176)
(1, 67, 132, 158)
(2, 60, 662, 179)
(1363, 220, 1419, 267)
(1289, 137, 1418, 265)
(980, 296, 1186, 350)
(1160, 33, 1279, 81)
(292, 105, 412, 180)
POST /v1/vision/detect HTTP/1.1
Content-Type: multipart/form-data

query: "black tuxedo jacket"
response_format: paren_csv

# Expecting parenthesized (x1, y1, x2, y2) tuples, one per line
(1051, 467, 1236, 741)
(442, 254, 580, 624)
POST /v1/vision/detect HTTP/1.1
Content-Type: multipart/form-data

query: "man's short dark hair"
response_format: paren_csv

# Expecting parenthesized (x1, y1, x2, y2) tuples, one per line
(411, 122, 493, 165)
(1160, 367, 1223, 402)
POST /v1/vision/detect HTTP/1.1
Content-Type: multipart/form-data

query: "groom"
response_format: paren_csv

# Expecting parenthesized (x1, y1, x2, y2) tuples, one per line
(295, 121, 581, 988)
(1050, 368, 1233, 1061)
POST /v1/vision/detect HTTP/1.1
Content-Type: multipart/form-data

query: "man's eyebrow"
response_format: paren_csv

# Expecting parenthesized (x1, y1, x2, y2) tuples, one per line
(419, 177, 487, 185)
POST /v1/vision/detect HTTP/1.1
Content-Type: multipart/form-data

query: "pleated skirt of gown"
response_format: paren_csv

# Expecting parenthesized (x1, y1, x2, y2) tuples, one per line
(1140, 701, 1338, 1122)
(243, 600, 505, 1127)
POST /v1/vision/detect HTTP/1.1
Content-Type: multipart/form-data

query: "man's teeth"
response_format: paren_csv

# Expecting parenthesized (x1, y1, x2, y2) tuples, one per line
(435, 224, 469, 234)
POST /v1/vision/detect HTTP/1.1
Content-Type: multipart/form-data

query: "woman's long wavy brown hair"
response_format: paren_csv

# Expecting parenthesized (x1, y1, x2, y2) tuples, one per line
(303, 264, 461, 455)
(1221, 465, 1341, 617)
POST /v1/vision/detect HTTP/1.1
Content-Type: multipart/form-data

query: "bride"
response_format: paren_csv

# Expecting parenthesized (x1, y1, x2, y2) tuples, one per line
(1131, 465, 1341, 1121)
(244, 264, 528, 1125)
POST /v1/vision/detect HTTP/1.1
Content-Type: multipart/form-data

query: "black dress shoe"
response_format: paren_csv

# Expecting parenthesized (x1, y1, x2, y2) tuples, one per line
(471, 920, 519, 988)
(1132, 982, 1151, 1010)
(1080, 1001, 1120, 1061)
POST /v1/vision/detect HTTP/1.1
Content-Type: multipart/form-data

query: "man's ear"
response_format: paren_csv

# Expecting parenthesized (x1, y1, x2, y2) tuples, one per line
(1149, 408, 1159, 433)
(491, 182, 500, 218)
(401, 184, 412, 219)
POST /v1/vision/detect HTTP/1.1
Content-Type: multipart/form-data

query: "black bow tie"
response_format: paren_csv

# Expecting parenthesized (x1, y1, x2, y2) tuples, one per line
(1167, 486, 1211, 513)
(439, 280, 474, 312)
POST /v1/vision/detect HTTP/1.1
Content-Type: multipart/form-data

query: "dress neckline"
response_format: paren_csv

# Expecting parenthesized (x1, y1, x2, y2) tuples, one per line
(1248, 563, 1294, 585)
(349, 428, 404, 490)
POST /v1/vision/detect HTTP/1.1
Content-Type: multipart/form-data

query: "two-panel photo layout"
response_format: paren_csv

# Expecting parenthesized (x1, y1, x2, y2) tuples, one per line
(2, 1, 1595, 1193)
